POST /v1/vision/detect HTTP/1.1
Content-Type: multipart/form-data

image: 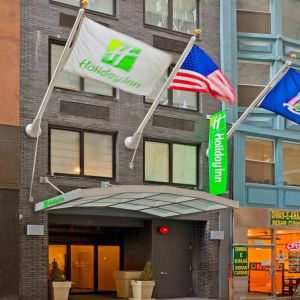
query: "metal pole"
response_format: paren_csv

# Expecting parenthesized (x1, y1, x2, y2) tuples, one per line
(271, 229, 276, 299)
(25, 8, 85, 138)
(124, 35, 197, 150)
(226, 60, 292, 140)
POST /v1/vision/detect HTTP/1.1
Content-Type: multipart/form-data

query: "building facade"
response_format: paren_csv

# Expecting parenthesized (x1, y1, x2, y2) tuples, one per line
(223, 0, 300, 298)
(0, 0, 238, 299)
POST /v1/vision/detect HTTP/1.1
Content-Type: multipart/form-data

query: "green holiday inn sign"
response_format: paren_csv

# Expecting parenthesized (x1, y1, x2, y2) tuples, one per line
(43, 196, 65, 209)
(208, 110, 228, 195)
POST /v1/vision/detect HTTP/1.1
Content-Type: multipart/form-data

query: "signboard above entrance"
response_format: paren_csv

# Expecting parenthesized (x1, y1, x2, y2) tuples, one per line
(270, 210, 300, 226)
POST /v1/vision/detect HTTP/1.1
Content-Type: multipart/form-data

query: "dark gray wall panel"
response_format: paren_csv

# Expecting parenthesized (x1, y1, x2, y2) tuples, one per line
(0, 189, 19, 299)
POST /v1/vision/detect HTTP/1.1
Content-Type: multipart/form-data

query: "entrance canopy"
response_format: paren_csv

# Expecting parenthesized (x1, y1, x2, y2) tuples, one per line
(35, 185, 238, 217)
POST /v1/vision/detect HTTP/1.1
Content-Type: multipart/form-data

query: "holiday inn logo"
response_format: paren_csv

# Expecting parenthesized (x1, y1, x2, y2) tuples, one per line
(101, 39, 142, 72)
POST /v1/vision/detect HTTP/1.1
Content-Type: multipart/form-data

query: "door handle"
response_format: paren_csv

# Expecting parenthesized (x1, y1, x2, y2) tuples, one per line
(160, 271, 168, 275)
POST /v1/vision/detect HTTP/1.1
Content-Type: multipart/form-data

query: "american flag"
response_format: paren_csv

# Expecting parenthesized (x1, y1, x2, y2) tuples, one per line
(169, 45, 237, 105)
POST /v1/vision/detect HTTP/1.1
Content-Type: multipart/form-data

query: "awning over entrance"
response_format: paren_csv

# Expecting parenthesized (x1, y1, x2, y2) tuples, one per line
(35, 185, 238, 217)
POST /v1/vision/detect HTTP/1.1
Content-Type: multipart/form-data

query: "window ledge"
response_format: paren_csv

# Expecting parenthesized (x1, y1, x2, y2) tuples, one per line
(53, 87, 116, 101)
(144, 102, 202, 116)
(143, 24, 195, 40)
(50, 0, 117, 20)
(245, 182, 300, 191)
(47, 173, 116, 182)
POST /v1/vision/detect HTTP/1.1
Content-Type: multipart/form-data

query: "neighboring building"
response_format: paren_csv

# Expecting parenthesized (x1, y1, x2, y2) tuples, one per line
(0, 1, 21, 298)
(222, 0, 300, 298)
(0, 0, 238, 299)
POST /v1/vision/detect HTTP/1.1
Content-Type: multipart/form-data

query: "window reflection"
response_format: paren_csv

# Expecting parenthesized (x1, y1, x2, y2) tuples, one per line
(282, 0, 300, 41)
(245, 137, 274, 185)
(283, 142, 300, 186)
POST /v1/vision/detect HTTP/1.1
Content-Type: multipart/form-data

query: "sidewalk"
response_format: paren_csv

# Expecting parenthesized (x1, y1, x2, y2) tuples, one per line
(68, 296, 217, 300)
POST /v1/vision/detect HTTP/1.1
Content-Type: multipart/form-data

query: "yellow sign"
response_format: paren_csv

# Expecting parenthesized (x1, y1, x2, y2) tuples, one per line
(270, 210, 300, 227)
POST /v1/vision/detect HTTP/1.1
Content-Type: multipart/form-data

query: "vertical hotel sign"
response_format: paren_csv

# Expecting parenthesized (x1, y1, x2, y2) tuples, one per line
(233, 245, 248, 276)
(208, 110, 227, 195)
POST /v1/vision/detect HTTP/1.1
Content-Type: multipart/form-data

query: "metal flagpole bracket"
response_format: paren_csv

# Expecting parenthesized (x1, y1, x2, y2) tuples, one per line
(25, 120, 42, 138)
(125, 132, 142, 150)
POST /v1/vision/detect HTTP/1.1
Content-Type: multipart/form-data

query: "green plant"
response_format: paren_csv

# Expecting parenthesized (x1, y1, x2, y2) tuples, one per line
(138, 261, 154, 281)
(49, 259, 65, 282)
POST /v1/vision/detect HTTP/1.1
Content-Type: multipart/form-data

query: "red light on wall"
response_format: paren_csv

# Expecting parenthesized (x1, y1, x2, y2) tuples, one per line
(158, 226, 169, 235)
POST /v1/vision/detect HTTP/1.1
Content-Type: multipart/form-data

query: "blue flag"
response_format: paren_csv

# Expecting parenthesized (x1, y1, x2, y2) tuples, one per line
(260, 68, 300, 124)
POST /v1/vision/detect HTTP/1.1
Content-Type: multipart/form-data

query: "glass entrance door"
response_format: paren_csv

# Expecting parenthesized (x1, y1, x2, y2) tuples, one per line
(49, 243, 121, 294)
(248, 247, 275, 294)
(98, 246, 120, 292)
(71, 245, 94, 293)
(248, 228, 277, 296)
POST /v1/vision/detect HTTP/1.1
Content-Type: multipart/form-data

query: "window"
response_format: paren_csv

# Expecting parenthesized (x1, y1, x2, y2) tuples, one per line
(237, 0, 271, 34)
(145, 69, 198, 111)
(283, 142, 300, 186)
(145, 0, 198, 34)
(50, 128, 114, 178)
(50, 42, 114, 96)
(237, 61, 271, 107)
(282, 0, 300, 41)
(144, 140, 198, 185)
(245, 137, 274, 185)
(53, 0, 115, 16)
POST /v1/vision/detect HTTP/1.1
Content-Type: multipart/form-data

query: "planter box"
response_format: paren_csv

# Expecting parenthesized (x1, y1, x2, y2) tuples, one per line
(114, 271, 142, 298)
(131, 280, 155, 300)
(49, 281, 71, 300)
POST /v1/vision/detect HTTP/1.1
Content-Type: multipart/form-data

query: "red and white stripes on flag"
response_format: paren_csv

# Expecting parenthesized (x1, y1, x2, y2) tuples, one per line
(168, 45, 236, 105)
(169, 69, 236, 104)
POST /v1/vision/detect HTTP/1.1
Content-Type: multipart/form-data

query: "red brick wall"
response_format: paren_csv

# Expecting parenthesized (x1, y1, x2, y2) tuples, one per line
(0, 0, 20, 126)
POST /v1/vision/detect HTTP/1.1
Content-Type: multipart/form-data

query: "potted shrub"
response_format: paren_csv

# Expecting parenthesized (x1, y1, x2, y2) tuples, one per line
(131, 261, 155, 300)
(48, 259, 71, 300)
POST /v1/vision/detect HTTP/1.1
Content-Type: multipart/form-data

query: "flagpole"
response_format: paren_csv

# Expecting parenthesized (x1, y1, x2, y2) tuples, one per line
(25, 7, 85, 138)
(125, 30, 200, 153)
(226, 60, 292, 140)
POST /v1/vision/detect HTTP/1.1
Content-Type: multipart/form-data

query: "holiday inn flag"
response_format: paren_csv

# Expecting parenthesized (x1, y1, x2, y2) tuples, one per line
(63, 17, 172, 96)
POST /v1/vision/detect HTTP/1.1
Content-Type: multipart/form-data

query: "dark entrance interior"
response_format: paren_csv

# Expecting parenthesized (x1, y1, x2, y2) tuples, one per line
(48, 215, 204, 298)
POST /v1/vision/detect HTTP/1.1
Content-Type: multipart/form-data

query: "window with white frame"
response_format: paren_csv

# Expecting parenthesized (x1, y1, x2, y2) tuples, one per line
(144, 0, 198, 34)
(53, 0, 115, 15)
(144, 140, 198, 185)
(237, 0, 271, 34)
(51, 42, 114, 96)
(237, 61, 271, 107)
(145, 69, 198, 111)
(283, 141, 300, 186)
(245, 137, 274, 185)
(50, 128, 114, 178)
(282, 0, 300, 41)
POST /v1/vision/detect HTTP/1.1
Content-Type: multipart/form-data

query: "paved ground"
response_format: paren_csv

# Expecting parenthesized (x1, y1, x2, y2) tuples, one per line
(68, 296, 217, 300)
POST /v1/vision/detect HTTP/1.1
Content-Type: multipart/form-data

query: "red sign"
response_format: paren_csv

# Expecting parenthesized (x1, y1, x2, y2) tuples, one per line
(286, 242, 300, 251)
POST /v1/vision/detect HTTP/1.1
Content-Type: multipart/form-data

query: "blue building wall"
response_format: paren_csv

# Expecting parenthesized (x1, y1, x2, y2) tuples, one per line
(221, 0, 300, 208)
